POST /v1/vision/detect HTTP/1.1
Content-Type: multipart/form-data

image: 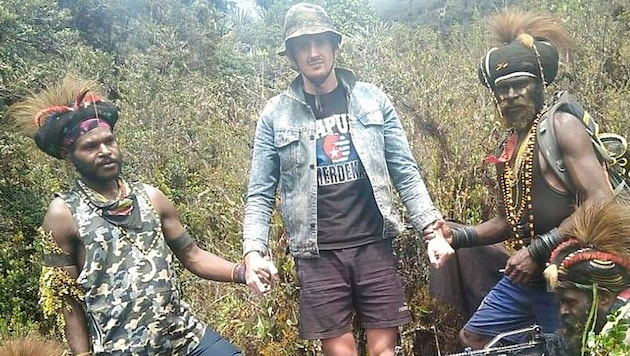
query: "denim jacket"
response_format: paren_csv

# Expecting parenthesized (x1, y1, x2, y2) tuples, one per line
(243, 68, 442, 258)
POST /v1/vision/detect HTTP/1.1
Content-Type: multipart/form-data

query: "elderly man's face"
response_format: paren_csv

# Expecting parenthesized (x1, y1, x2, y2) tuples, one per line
(494, 76, 544, 132)
(557, 287, 610, 354)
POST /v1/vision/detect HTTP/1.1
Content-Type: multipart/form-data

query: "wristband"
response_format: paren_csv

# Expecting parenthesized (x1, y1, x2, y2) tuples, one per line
(231, 263, 246, 284)
(527, 228, 564, 262)
(75, 352, 91, 356)
(450, 225, 478, 249)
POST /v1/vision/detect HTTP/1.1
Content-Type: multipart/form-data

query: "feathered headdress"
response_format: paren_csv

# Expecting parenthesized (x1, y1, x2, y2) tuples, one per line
(6, 75, 118, 159)
(478, 8, 573, 90)
(0, 335, 65, 356)
(544, 199, 630, 292)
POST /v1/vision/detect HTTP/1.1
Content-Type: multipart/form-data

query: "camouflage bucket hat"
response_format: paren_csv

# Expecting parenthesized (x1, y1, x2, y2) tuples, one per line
(278, 2, 343, 56)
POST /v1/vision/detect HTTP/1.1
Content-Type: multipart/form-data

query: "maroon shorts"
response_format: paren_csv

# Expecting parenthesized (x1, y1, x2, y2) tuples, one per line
(296, 239, 411, 340)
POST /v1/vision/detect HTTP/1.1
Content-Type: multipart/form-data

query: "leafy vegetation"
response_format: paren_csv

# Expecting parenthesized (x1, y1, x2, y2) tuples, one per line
(1, 0, 629, 354)
(587, 308, 630, 356)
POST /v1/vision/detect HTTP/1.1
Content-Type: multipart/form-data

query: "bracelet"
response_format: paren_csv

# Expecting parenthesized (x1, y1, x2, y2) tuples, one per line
(231, 263, 246, 284)
(234, 264, 246, 284)
(450, 225, 478, 249)
(230, 263, 239, 282)
(527, 228, 564, 262)
(75, 352, 91, 356)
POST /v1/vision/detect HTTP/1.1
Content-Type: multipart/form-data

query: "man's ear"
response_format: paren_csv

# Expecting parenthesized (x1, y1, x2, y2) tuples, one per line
(288, 56, 299, 72)
(598, 290, 617, 310)
(60, 147, 72, 162)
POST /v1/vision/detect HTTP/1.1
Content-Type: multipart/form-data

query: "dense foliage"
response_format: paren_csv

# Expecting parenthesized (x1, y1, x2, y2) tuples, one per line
(1, 0, 629, 354)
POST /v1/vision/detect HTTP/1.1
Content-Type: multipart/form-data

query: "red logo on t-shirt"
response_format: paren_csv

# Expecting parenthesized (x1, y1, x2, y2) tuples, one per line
(323, 134, 350, 163)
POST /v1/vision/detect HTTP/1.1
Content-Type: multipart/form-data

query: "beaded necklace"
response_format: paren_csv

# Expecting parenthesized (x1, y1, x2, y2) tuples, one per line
(500, 112, 543, 251)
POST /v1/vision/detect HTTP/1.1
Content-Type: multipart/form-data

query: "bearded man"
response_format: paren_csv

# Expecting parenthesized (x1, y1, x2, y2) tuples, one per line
(426, 9, 613, 349)
(545, 199, 630, 354)
(242, 3, 452, 355)
(6, 76, 255, 355)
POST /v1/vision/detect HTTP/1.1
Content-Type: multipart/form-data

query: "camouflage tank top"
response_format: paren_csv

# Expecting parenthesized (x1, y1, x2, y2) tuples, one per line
(58, 181, 205, 355)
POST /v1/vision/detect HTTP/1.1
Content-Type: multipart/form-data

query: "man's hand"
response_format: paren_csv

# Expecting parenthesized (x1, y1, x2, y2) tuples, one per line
(244, 251, 279, 296)
(422, 219, 452, 244)
(427, 228, 455, 269)
(504, 248, 540, 284)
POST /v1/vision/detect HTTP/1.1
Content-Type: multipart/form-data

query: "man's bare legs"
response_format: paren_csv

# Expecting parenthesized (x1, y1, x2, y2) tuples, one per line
(321, 332, 356, 356)
(321, 327, 398, 356)
(366, 327, 398, 356)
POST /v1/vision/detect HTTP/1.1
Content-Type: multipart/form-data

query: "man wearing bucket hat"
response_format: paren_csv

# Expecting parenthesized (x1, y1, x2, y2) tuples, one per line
(7, 76, 247, 355)
(242, 2, 452, 355)
(427, 9, 613, 350)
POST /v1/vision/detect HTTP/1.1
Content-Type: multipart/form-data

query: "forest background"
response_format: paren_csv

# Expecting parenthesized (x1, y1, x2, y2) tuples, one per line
(1, 0, 629, 354)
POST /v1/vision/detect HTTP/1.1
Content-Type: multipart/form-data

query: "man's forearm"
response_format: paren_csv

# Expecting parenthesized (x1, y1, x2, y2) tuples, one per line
(181, 246, 245, 283)
(476, 216, 513, 244)
(242, 194, 275, 257)
(451, 216, 512, 248)
(399, 178, 443, 232)
(190, 252, 235, 282)
(63, 299, 91, 354)
(242, 220, 271, 257)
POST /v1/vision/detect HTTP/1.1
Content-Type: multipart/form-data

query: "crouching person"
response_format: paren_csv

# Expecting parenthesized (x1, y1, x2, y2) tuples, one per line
(545, 199, 630, 354)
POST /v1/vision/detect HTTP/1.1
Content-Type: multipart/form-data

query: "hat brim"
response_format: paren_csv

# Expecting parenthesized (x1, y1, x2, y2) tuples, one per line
(277, 29, 342, 56)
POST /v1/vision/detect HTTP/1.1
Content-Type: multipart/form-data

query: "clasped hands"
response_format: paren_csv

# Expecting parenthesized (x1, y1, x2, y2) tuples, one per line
(422, 219, 455, 269)
(244, 251, 280, 296)
(423, 220, 540, 284)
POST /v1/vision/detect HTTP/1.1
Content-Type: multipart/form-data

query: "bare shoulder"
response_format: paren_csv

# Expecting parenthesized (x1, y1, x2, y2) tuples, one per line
(140, 183, 161, 198)
(43, 197, 78, 247)
(552, 110, 583, 130)
(552, 111, 591, 150)
(140, 183, 185, 238)
(140, 183, 175, 215)
(140, 183, 167, 202)
(550, 109, 612, 198)
(45, 197, 73, 225)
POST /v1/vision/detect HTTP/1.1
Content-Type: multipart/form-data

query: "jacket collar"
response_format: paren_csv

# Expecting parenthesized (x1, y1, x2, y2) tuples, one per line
(285, 67, 357, 103)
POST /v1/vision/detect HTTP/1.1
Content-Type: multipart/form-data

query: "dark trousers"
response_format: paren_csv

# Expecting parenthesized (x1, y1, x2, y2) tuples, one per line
(188, 328, 242, 356)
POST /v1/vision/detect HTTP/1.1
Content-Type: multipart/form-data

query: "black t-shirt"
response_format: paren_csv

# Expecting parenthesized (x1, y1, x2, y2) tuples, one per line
(304, 85, 383, 249)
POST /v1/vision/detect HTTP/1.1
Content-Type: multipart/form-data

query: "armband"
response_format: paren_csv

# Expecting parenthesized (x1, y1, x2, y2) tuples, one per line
(39, 227, 75, 266)
(167, 231, 194, 252)
(527, 228, 564, 263)
(42, 253, 75, 267)
(450, 225, 479, 249)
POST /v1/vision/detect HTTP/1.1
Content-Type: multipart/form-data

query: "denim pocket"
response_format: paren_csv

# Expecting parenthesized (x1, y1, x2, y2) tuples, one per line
(357, 109, 384, 127)
(274, 129, 301, 172)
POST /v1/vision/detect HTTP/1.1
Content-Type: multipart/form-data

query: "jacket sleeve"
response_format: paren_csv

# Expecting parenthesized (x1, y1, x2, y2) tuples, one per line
(242, 106, 280, 257)
(380, 92, 442, 231)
